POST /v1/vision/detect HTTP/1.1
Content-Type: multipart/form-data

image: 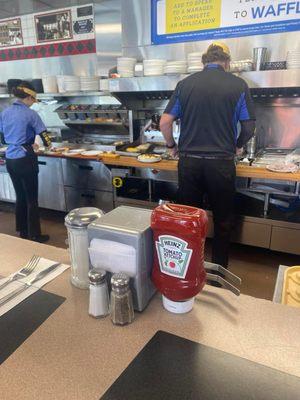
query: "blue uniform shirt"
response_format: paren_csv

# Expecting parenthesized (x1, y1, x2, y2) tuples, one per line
(0, 100, 46, 159)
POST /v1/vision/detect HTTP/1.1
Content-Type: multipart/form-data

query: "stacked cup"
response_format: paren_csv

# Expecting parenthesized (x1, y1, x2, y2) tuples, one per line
(117, 57, 137, 77)
(187, 52, 203, 74)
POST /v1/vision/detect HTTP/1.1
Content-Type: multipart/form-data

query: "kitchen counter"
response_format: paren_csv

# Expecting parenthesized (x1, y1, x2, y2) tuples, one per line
(0, 233, 300, 400)
(38, 152, 300, 181)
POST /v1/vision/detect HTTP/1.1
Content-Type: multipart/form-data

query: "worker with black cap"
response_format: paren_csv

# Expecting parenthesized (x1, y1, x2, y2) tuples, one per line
(160, 42, 256, 269)
(0, 81, 51, 242)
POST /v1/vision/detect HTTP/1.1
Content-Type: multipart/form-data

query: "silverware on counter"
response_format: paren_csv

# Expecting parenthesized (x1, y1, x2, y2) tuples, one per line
(0, 262, 61, 307)
(0, 255, 40, 291)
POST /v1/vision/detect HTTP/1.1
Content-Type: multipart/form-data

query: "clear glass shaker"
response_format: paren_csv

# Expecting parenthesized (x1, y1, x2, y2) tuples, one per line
(110, 273, 134, 325)
(88, 269, 110, 318)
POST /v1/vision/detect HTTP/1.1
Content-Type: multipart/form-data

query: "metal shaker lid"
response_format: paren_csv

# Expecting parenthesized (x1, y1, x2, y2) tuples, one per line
(65, 207, 103, 228)
(111, 272, 130, 289)
(88, 268, 107, 284)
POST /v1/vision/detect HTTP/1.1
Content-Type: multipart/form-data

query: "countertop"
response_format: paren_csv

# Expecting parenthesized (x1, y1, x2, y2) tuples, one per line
(0, 233, 300, 400)
(38, 152, 300, 181)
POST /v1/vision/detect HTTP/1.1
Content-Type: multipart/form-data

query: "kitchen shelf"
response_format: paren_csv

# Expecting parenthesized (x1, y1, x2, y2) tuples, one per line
(37, 91, 110, 99)
(108, 70, 300, 92)
(64, 120, 123, 126)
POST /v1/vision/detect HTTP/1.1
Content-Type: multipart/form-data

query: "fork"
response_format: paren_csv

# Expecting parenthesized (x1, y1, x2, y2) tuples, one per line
(0, 255, 40, 291)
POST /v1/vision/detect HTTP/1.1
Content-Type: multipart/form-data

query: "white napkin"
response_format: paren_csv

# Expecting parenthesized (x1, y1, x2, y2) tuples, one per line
(0, 258, 69, 317)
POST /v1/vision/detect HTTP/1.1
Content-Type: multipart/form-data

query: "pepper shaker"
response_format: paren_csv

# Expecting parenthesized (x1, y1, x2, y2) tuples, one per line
(110, 273, 134, 325)
(88, 269, 110, 318)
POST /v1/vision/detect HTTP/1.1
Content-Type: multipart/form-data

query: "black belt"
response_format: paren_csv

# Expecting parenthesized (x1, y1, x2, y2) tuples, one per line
(180, 153, 234, 161)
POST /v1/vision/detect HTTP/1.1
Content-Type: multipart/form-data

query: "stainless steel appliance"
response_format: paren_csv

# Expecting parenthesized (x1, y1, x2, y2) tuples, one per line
(87, 206, 155, 311)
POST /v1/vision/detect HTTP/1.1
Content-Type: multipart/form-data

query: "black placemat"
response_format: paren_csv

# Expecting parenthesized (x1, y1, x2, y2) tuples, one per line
(101, 330, 300, 400)
(0, 289, 65, 364)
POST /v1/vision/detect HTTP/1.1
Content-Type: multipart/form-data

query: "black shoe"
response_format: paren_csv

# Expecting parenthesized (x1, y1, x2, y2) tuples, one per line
(19, 232, 28, 239)
(31, 234, 50, 243)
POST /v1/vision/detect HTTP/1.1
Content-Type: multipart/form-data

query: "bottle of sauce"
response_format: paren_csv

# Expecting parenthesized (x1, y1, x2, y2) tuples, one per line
(151, 204, 208, 313)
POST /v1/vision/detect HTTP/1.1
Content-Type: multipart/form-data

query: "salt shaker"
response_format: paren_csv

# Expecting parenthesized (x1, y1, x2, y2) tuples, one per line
(88, 269, 109, 318)
(110, 273, 134, 325)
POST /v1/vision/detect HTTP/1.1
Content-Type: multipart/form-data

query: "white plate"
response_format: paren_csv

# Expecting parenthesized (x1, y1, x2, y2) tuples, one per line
(68, 149, 87, 154)
(137, 155, 162, 163)
(266, 163, 299, 173)
(81, 150, 103, 157)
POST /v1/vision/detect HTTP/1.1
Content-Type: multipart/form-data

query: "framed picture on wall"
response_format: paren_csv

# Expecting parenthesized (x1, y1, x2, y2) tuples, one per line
(35, 10, 73, 43)
(0, 18, 23, 48)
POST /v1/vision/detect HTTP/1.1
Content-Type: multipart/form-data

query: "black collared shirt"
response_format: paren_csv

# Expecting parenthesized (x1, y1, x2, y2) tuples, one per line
(164, 64, 255, 156)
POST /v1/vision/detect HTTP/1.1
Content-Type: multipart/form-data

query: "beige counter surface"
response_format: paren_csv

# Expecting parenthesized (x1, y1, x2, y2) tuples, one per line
(0, 233, 300, 400)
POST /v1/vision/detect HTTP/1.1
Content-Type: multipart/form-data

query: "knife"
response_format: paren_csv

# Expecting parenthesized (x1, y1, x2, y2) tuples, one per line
(0, 263, 61, 308)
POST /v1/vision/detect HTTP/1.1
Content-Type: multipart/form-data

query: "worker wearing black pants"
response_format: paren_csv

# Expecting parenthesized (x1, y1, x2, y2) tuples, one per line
(159, 42, 256, 269)
(178, 157, 235, 268)
(0, 81, 51, 243)
(6, 154, 41, 239)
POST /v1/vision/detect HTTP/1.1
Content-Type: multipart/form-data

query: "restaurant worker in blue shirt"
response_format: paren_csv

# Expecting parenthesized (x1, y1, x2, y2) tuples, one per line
(0, 81, 51, 242)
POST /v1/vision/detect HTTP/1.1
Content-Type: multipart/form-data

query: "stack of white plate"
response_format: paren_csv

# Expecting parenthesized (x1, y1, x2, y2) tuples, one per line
(117, 57, 137, 77)
(187, 52, 203, 73)
(64, 76, 81, 92)
(42, 76, 58, 93)
(0, 85, 7, 94)
(164, 61, 187, 75)
(80, 76, 99, 91)
(286, 50, 300, 69)
(143, 59, 166, 76)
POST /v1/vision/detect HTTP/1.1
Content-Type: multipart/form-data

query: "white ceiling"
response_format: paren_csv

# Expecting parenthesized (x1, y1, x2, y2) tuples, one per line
(0, 0, 94, 18)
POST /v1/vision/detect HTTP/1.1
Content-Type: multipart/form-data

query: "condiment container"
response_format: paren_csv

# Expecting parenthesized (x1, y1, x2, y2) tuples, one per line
(65, 207, 103, 289)
(88, 269, 109, 318)
(110, 273, 134, 325)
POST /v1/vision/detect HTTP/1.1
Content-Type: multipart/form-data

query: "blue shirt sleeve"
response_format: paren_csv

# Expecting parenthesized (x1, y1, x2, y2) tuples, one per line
(31, 111, 46, 135)
(164, 84, 182, 119)
(238, 86, 255, 121)
(0, 113, 3, 132)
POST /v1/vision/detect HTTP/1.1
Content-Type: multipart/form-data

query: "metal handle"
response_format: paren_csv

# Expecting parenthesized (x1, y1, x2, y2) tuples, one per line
(38, 161, 47, 166)
(79, 165, 93, 171)
(204, 262, 241, 286)
(0, 277, 14, 291)
(0, 284, 28, 307)
(81, 193, 95, 199)
(206, 273, 240, 296)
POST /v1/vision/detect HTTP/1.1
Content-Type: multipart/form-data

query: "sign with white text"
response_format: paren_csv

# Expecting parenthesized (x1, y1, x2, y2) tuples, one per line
(151, 0, 300, 44)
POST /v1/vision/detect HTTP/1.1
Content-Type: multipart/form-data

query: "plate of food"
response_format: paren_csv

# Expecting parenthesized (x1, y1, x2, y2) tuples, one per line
(266, 162, 299, 173)
(81, 150, 103, 157)
(137, 154, 162, 163)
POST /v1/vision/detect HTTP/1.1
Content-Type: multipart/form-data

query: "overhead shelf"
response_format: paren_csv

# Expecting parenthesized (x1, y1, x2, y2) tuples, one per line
(108, 70, 300, 92)
(0, 91, 111, 100)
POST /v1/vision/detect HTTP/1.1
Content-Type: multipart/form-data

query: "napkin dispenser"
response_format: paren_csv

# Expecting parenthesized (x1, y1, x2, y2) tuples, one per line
(87, 206, 155, 311)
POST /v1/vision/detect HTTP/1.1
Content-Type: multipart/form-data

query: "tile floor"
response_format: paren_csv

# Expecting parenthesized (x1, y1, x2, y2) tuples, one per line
(1, 201, 299, 300)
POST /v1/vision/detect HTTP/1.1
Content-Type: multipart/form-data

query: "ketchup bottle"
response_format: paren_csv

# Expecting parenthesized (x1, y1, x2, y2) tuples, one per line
(151, 204, 208, 313)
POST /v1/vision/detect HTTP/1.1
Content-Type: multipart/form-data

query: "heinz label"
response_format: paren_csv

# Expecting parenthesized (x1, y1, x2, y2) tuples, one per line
(156, 235, 193, 279)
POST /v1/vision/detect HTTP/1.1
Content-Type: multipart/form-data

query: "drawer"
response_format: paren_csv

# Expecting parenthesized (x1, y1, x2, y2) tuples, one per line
(207, 216, 272, 249)
(270, 226, 300, 255)
(38, 157, 64, 186)
(62, 159, 112, 191)
(65, 187, 114, 213)
(0, 172, 16, 202)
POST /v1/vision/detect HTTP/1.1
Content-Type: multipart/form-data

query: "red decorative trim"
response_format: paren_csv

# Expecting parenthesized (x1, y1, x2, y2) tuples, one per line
(0, 39, 96, 62)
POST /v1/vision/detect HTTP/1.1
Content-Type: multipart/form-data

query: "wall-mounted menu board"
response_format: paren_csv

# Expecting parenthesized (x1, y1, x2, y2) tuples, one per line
(35, 10, 73, 43)
(151, 0, 300, 45)
(0, 18, 23, 48)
